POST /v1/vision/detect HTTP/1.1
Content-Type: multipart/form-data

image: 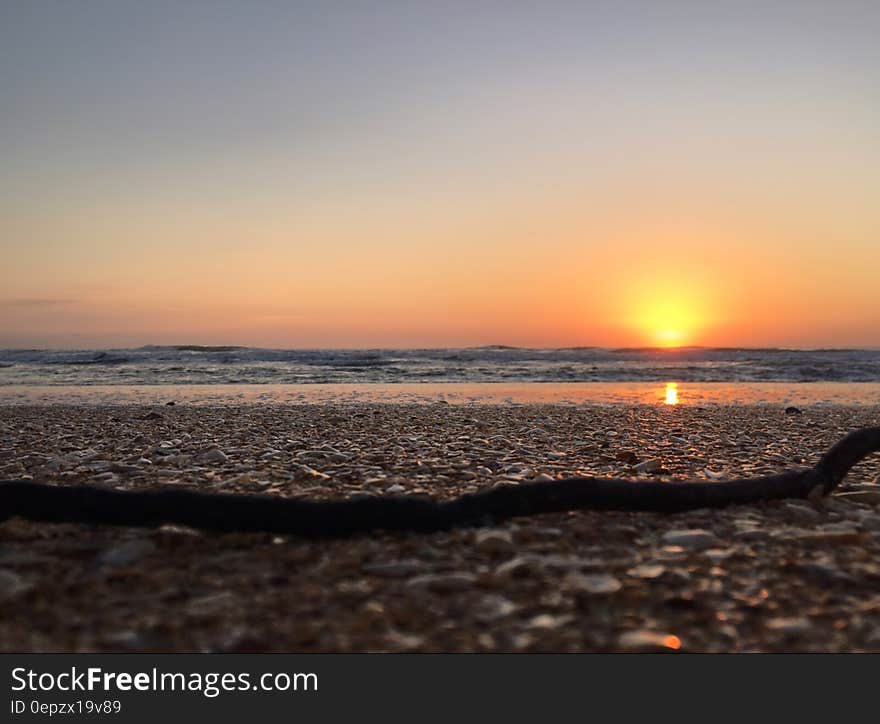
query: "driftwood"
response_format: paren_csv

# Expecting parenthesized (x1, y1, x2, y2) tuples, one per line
(0, 426, 878, 539)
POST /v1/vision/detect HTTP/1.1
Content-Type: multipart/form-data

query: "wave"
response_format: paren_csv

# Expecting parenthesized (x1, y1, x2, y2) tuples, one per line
(165, 345, 245, 352)
(0, 346, 878, 385)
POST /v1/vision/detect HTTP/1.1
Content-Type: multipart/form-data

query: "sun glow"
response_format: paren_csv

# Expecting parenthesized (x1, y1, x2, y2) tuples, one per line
(612, 248, 723, 348)
(625, 287, 709, 348)
(655, 329, 687, 347)
(664, 382, 679, 405)
(644, 298, 699, 347)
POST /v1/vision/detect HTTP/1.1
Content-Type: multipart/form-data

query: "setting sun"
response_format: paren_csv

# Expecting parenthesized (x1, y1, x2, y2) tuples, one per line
(610, 260, 721, 349)
(655, 329, 687, 348)
(633, 295, 703, 348)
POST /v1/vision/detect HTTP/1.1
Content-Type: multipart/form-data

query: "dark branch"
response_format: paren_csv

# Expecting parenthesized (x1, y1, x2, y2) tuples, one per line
(1, 427, 878, 539)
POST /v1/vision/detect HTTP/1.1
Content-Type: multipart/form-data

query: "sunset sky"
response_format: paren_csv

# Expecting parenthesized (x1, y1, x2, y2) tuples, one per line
(1, 1, 878, 349)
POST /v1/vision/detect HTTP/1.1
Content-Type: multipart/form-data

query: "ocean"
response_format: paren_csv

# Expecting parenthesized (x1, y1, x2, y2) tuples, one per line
(1, 346, 878, 386)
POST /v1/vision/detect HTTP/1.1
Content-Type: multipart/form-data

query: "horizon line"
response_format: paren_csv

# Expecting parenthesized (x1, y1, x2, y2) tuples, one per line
(2, 344, 879, 353)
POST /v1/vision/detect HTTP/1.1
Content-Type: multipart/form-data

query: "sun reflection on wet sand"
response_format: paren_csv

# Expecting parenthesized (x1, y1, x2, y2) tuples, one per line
(3, 382, 880, 406)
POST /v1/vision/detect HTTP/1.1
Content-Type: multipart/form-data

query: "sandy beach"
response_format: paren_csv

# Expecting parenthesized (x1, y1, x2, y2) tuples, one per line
(1, 401, 879, 653)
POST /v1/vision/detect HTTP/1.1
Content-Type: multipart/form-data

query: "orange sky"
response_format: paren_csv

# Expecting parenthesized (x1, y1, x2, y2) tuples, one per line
(1, 4, 878, 349)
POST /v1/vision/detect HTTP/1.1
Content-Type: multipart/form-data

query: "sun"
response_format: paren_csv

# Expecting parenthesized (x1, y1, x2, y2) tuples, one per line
(655, 329, 687, 348)
(635, 296, 700, 348)
(613, 258, 719, 348)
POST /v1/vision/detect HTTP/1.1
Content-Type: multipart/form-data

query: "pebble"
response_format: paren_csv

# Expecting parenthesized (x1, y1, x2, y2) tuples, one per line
(362, 560, 425, 578)
(784, 406, 803, 415)
(111, 463, 144, 475)
(661, 529, 719, 550)
(795, 526, 865, 544)
(187, 592, 235, 614)
(858, 515, 880, 532)
(0, 569, 31, 600)
(473, 595, 518, 621)
(834, 490, 880, 506)
(781, 502, 823, 523)
(617, 630, 682, 652)
(562, 572, 622, 595)
(702, 548, 734, 563)
(385, 484, 406, 494)
(627, 563, 666, 579)
(494, 556, 538, 579)
(385, 630, 424, 650)
(200, 448, 228, 464)
(492, 480, 519, 488)
(527, 614, 573, 630)
(798, 562, 852, 583)
(98, 539, 157, 567)
(406, 572, 477, 592)
(633, 458, 662, 473)
(656, 545, 686, 559)
(766, 617, 811, 635)
(102, 630, 151, 650)
(474, 530, 515, 555)
(292, 464, 330, 480)
(734, 528, 771, 541)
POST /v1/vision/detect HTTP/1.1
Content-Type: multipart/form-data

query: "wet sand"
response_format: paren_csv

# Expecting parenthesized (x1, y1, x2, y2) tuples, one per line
(1, 402, 879, 652)
(3, 380, 880, 406)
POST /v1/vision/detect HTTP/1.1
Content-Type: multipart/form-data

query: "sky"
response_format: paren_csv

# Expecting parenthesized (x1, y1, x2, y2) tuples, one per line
(1, 1, 878, 349)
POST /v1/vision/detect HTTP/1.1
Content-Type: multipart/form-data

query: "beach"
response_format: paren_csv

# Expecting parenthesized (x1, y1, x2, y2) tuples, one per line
(2, 400, 879, 652)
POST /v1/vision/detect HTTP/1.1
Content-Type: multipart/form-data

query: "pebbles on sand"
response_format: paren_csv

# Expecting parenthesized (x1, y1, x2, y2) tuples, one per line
(1, 401, 879, 653)
(661, 529, 719, 550)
